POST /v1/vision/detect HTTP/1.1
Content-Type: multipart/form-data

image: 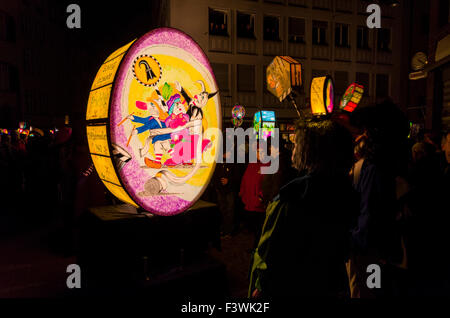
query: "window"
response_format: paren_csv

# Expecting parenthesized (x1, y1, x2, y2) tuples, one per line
(335, 23, 349, 47)
(0, 11, 16, 42)
(288, 17, 305, 43)
(356, 72, 370, 95)
(211, 63, 229, 91)
(237, 12, 255, 39)
(312, 20, 327, 45)
(357, 26, 369, 49)
(376, 74, 389, 98)
(0, 62, 18, 92)
(264, 16, 280, 41)
(377, 28, 391, 51)
(209, 8, 228, 36)
(237, 64, 255, 92)
(334, 71, 349, 96)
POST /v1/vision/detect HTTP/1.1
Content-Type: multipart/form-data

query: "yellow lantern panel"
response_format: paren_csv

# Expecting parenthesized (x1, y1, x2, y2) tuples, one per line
(86, 125, 110, 156)
(86, 84, 112, 120)
(91, 56, 123, 90)
(91, 154, 121, 185)
(105, 40, 136, 63)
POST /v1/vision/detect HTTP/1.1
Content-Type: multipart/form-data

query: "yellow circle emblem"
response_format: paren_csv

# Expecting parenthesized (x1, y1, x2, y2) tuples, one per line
(132, 55, 162, 87)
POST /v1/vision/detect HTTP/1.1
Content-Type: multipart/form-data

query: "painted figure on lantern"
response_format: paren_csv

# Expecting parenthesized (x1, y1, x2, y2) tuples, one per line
(128, 100, 173, 169)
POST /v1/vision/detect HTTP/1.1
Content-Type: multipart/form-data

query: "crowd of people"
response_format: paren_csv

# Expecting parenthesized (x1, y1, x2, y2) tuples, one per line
(1, 98, 449, 299)
(211, 100, 450, 299)
(0, 126, 110, 252)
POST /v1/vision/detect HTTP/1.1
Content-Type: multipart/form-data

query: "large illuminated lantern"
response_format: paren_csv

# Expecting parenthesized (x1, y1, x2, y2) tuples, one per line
(86, 28, 221, 216)
(310, 76, 334, 116)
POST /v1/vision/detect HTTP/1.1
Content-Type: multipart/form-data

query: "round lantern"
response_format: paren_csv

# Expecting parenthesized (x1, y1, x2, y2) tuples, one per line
(86, 28, 221, 216)
(231, 117, 243, 127)
(340, 83, 364, 112)
(310, 76, 334, 116)
(231, 104, 245, 120)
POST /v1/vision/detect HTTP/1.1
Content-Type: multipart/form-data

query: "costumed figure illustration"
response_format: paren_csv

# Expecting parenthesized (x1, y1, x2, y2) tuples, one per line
(164, 92, 212, 165)
(176, 80, 218, 121)
(121, 82, 218, 197)
(127, 100, 173, 169)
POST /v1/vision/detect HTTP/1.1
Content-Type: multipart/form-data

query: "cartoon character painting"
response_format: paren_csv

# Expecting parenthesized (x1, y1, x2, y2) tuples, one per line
(127, 100, 173, 169)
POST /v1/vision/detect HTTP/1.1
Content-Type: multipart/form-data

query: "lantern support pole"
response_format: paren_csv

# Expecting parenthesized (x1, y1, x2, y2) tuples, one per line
(288, 93, 302, 118)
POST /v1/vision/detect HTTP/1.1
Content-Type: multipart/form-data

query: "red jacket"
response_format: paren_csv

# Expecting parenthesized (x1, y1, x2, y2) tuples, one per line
(240, 162, 267, 212)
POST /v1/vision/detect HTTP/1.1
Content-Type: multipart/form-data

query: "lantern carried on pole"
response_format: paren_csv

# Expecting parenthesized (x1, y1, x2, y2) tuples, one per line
(266, 56, 302, 117)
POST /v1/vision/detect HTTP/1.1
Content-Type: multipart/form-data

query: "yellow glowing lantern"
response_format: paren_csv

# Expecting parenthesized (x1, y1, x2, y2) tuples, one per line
(310, 76, 334, 116)
(86, 28, 221, 216)
(266, 56, 302, 102)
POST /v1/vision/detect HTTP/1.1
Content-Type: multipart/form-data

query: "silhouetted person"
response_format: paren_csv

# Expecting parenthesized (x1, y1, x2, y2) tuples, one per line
(347, 100, 409, 298)
(249, 119, 357, 301)
(213, 150, 240, 236)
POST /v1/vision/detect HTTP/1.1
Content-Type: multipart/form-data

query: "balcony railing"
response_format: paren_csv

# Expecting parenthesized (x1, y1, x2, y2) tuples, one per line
(376, 50, 393, 65)
(288, 0, 308, 7)
(287, 42, 307, 58)
(208, 35, 231, 53)
(263, 40, 283, 56)
(312, 44, 330, 60)
(312, 0, 331, 10)
(264, 0, 285, 4)
(334, 46, 351, 61)
(356, 48, 372, 63)
(237, 91, 257, 107)
(237, 38, 257, 55)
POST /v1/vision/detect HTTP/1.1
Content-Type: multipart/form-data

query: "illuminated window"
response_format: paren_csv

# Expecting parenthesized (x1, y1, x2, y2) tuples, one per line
(237, 64, 255, 92)
(237, 12, 255, 39)
(288, 17, 305, 43)
(357, 26, 370, 49)
(264, 16, 280, 41)
(209, 8, 228, 36)
(312, 20, 327, 45)
(335, 23, 349, 47)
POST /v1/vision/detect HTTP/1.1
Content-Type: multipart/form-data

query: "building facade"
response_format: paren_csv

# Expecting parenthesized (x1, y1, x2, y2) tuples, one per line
(0, 0, 87, 129)
(169, 0, 404, 123)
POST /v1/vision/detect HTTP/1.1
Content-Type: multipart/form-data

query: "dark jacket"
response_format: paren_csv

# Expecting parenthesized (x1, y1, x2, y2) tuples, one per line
(213, 162, 240, 194)
(249, 173, 358, 299)
(352, 160, 402, 262)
